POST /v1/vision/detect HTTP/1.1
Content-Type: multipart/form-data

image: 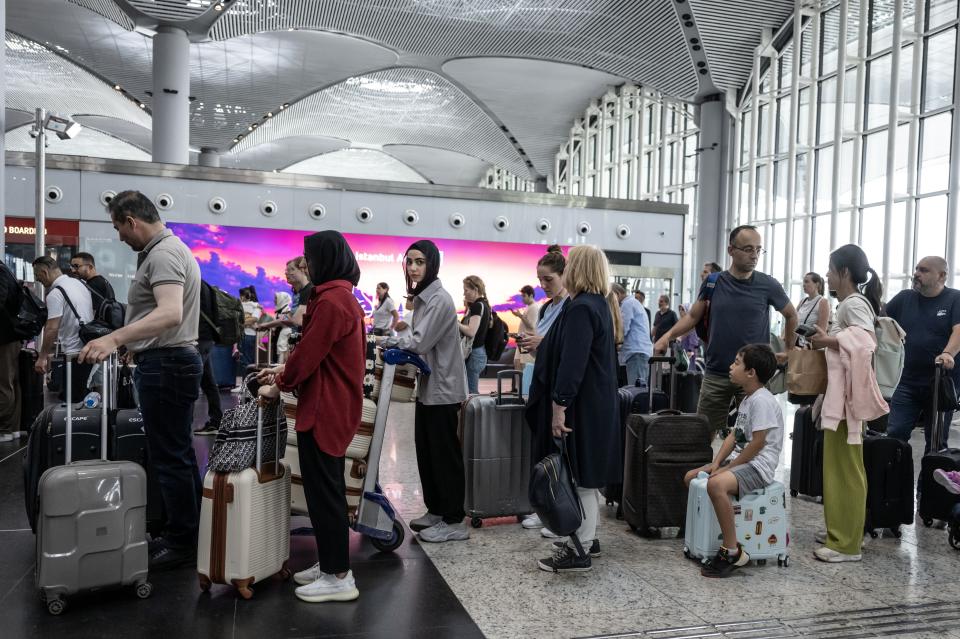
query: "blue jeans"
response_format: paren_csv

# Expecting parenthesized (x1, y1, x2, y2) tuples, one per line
(236, 333, 256, 379)
(465, 346, 488, 394)
(623, 352, 650, 387)
(887, 381, 953, 456)
(134, 347, 203, 548)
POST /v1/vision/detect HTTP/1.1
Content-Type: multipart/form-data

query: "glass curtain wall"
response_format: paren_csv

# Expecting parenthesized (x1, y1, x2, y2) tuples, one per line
(732, 0, 958, 304)
(553, 84, 701, 295)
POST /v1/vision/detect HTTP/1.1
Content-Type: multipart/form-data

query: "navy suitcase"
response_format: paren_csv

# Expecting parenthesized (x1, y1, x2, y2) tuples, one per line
(789, 404, 823, 500)
(863, 430, 914, 537)
(919, 364, 960, 526)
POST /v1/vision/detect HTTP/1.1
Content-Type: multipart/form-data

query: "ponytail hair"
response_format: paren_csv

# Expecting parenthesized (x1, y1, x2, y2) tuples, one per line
(829, 244, 883, 316)
(537, 244, 566, 275)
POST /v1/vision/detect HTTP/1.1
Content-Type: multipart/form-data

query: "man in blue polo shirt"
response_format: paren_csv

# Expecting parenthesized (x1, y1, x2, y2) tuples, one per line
(613, 283, 653, 386)
(885, 256, 960, 454)
(654, 225, 797, 434)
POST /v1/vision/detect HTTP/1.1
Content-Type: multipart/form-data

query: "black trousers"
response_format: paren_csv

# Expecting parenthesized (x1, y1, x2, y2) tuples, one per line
(414, 402, 465, 523)
(197, 340, 222, 425)
(297, 430, 350, 575)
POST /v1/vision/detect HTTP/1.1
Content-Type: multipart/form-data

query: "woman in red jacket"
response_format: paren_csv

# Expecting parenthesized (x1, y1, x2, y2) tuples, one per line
(258, 230, 365, 603)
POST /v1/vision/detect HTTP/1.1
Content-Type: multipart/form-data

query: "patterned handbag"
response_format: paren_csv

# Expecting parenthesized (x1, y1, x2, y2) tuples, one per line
(207, 378, 287, 473)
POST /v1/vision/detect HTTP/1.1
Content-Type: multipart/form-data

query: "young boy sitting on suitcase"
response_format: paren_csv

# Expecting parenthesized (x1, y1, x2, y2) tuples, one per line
(683, 343, 783, 578)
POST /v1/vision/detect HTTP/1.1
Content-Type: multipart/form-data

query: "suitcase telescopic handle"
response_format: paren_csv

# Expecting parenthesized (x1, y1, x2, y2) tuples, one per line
(65, 353, 73, 464)
(496, 369, 523, 404)
(933, 362, 945, 452)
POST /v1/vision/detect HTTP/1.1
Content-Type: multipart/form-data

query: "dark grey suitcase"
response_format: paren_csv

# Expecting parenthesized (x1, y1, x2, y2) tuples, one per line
(460, 370, 531, 528)
(35, 355, 152, 615)
(622, 356, 713, 537)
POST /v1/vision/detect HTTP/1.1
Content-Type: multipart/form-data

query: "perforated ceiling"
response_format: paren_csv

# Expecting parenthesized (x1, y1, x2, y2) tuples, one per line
(8, 0, 798, 185)
(283, 149, 429, 183)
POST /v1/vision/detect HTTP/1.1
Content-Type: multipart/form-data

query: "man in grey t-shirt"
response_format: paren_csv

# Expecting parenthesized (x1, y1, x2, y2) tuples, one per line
(80, 190, 203, 571)
(654, 226, 797, 435)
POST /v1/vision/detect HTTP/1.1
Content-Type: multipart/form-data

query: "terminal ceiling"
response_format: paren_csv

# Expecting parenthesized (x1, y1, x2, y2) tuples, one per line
(6, 0, 794, 185)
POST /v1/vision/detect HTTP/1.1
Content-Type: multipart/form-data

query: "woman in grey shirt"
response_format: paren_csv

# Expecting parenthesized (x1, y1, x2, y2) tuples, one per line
(383, 240, 469, 543)
(371, 282, 398, 336)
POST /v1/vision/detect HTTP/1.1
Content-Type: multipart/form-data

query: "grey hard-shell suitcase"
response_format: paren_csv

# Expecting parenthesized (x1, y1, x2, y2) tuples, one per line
(460, 370, 531, 528)
(35, 355, 152, 615)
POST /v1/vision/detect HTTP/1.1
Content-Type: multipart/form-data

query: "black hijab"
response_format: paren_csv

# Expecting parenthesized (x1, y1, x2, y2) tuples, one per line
(405, 240, 440, 297)
(303, 231, 361, 287)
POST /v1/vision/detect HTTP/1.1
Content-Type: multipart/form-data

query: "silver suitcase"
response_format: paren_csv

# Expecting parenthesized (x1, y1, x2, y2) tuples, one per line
(35, 355, 152, 615)
(461, 370, 531, 528)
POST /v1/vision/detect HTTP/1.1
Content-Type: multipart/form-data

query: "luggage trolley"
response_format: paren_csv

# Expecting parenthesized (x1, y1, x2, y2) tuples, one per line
(354, 348, 430, 552)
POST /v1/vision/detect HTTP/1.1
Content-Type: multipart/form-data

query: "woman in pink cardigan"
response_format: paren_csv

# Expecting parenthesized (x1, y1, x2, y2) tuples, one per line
(808, 244, 886, 563)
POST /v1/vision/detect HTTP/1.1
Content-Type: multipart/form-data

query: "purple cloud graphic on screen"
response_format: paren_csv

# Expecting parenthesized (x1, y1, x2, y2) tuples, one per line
(168, 221, 561, 333)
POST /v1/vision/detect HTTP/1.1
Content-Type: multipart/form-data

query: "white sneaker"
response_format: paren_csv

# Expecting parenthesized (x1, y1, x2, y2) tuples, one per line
(814, 546, 861, 563)
(294, 571, 359, 603)
(540, 527, 560, 539)
(409, 512, 443, 532)
(521, 514, 541, 529)
(418, 521, 470, 543)
(293, 562, 326, 586)
(0, 433, 13, 442)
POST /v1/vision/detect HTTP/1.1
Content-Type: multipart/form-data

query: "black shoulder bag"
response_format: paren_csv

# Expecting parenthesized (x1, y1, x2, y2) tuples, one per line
(528, 436, 586, 556)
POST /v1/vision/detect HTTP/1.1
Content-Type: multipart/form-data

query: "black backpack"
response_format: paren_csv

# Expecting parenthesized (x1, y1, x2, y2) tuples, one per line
(201, 284, 244, 347)
(85, 283, 125, 331)
(13, 284, 47, 341)
(484, 311, 508, 361)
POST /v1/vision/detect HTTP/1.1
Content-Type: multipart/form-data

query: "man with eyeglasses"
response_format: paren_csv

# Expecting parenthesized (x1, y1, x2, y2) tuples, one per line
(70, 252, 115, 309)
(654, 225, 797, 435)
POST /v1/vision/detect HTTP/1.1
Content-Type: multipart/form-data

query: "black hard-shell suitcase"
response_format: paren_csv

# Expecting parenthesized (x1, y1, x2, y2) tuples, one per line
(622, 357, 713, 536)
(789, 404, 823, 499)
(863, 430, 914, 537)
(919, 364, 960, 526)
(19, 348, 45, 431)
(661, 370, 703, 413)
(603, 384, 670, 511)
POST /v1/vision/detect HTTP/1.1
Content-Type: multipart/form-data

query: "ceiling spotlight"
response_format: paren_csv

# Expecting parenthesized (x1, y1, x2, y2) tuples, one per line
(247, 126, 253, 131)
(282, 103, 289, 109)
(214, 3, 224, 10)
(267, 112, 273, 117)
(113, 84, 121, 91)
(138, 103, 146, 109)
(251, 123, 258, 129)
(233, 138, 239, 143)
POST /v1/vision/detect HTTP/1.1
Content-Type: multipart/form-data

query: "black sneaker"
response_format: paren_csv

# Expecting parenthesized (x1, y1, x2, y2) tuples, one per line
(553, 539, 601, 558)
(700, 544, 749, 578)
(149, 541, 197, 572)
(538, 543, 592, 573)
(194, 421, 219, 436)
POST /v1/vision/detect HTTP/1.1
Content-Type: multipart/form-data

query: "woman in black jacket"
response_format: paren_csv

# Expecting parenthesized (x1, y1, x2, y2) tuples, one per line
(526, 245, 622, 573)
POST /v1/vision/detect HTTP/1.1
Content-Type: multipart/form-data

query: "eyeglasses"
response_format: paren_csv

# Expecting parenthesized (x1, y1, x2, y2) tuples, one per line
(69, 263, 82, 270)
(731, 245, 766, 256)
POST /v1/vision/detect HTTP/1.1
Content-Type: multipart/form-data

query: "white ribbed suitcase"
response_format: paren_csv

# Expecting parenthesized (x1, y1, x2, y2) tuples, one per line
(197, 403, 291, 599)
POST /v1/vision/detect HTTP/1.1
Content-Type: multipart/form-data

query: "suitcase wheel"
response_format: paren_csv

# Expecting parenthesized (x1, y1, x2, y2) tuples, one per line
(46, 598, 65, 616)
(893, 527, 902, 539)
(471, 517, 483, 529)
(869, 530, 879, 539)
(949, 528, 960, 550)
(371, 519, 405, 553)
(790, 489, 798, 498)
(777, 556, 789, 568)
(136, 582, 153, 599)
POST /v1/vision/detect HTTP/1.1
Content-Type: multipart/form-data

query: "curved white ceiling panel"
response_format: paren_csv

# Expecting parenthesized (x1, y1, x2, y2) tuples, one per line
(236, 68, 529, 176)
(10, 1, 400, 151)
(4, 32, 152, 128)
(65, 0, 135, 29)
(283, 149, 429, 183)
(689, 0, 795, 93)
(444, 57, 621, 175)
(222, 135, 350, 170)
(5, 109, 36, 132)
(74, 115, 153, 151)
(6, 124, 152, 161)
(384, 145, 490, 187)
(210, 0, 700, 99)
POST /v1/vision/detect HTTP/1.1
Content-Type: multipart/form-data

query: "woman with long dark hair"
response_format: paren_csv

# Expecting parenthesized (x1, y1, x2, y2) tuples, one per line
(371, 282, 398, 336)
(808, 244, 885, 563)
(383, 240, 469, 543)
(459, 275, 491, 394)
(257, 231, 365, 602)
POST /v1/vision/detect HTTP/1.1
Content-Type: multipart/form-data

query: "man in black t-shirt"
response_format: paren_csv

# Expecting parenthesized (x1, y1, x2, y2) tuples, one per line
(652, 295, 678, 341)
(885, 256, 960, 454)
(70, 252, 115, 307)
(654, 226, 797, 434)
